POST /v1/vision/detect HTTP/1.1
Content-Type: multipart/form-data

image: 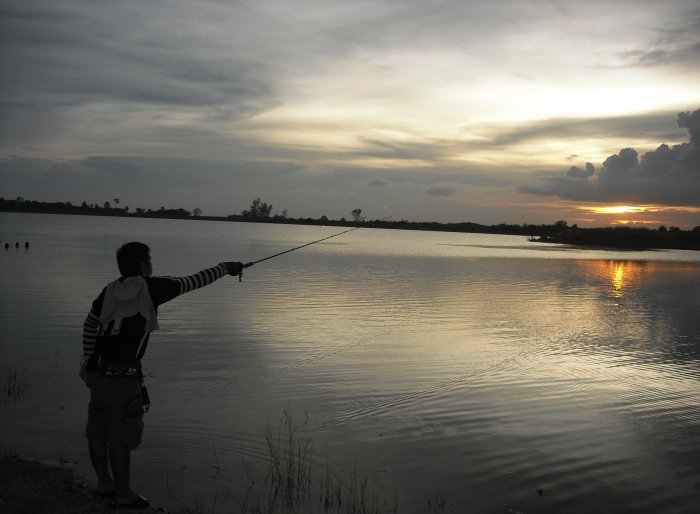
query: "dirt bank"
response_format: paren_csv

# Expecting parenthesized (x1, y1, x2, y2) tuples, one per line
(0, 454, 168, 513)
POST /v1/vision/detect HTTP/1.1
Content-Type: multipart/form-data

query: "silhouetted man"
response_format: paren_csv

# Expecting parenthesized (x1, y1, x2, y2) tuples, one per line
(79, 242, 243, 508)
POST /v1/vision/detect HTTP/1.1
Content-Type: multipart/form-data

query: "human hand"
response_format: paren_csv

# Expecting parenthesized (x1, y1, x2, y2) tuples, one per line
(224, 261, 244, 277)
(79, 360, 88, 381)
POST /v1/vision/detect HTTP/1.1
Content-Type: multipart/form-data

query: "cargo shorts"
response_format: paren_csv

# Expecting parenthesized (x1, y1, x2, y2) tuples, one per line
(85, 371, 145, 450)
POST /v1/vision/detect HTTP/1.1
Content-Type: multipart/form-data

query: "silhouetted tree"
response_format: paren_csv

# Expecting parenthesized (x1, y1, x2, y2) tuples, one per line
(351, 209, 365, 223)
(103, 202, 111, 209)
(659, 225, 667, 232)
(241, 198, 273, 218)
(192, 208, 202, 217)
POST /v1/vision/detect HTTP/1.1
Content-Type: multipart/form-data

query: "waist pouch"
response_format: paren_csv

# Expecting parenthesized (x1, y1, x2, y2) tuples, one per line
(99, 361, 141, 378)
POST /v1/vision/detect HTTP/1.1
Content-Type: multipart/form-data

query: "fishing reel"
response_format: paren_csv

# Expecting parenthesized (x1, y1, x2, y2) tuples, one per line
(240, 262, 254, 282)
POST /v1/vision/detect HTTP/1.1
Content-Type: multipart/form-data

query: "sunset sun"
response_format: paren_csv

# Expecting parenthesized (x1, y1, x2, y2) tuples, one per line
(581, 206, 656, 215)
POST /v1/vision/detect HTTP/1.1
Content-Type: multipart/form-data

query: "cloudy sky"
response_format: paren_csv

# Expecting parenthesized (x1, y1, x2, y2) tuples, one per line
(1, 0, 699, 227)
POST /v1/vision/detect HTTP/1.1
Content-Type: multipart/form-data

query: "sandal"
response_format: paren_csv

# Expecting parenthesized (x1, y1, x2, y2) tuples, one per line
(110, 494, 151, 509)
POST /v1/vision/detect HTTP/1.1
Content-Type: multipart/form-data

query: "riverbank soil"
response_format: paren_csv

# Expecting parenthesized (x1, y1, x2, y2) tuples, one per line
(0, 455, 163, 513)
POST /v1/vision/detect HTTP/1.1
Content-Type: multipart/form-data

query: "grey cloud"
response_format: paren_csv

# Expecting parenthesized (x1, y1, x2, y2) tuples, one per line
(520, 109, 700, 206)
(2, 0, 510, 113)
(367, 178, 390, 186)
(1, 0, 624, 152)
(566, 163, 595, 178)
(0, 2, 276, 114)
(619, 8, 700, 67)
(331, 164, 522, 189)
(342, 112, 687, 175)
(425, 186, 456, 197)
(482, 112, 687, 148)
(0, 155, 306, 205)
(357, 138, 418, 160)
(677, 109, 700, 146)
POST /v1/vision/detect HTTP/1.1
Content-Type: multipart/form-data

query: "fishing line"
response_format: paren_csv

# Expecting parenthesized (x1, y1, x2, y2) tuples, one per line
(238, 216, 392, 281)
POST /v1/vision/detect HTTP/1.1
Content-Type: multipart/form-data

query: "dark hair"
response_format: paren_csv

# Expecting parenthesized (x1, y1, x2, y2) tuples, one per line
(116, 242, 150, 277)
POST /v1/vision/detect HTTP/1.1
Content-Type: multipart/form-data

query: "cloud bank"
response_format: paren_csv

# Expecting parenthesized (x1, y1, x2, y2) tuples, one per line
(520, 109, 700, 206)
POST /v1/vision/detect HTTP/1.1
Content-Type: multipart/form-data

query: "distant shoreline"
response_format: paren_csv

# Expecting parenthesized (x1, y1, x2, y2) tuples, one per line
(2, 197, 699, 251)
(530, 227, 700, 251)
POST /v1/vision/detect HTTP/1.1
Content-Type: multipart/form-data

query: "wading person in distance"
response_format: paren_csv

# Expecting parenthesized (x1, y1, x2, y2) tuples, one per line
(79, 242, 244, 508)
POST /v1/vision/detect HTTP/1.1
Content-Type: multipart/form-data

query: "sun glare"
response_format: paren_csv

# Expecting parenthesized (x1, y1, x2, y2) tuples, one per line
(580, 206, 655, 215)
(610, 220, 659, 225)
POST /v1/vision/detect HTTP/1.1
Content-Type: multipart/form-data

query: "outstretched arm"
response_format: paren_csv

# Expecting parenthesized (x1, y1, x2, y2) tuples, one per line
(175, 262, 229, 295)
(149, 261, 244, 306)
(174, 261, 243, 293)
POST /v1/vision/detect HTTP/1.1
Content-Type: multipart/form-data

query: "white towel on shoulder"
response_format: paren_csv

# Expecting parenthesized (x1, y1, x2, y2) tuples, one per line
(99, 276, 159, 332)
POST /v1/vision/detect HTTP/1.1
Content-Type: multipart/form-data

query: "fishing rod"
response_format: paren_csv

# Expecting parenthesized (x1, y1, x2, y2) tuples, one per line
(237, 216, 392, 281)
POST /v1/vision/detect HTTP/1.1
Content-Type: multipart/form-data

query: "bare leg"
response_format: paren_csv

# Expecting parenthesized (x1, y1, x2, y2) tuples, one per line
(109, 448, 139, 503)
(88, 440, 115, 493)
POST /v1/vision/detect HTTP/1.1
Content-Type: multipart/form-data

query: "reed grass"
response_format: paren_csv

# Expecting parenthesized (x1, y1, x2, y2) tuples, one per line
(53, 443, 68, 468)
(3, 366, 29, 404)
(239, 403, 397, 514)
(424, 487, 448, 513)
(168, 404, 470, 513)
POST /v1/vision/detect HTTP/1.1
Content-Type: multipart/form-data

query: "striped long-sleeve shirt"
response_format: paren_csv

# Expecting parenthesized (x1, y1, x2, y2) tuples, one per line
(82, 263, 229, 364)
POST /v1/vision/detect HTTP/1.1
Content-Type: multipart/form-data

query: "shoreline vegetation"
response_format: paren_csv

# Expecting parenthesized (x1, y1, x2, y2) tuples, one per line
(0, 405, 415, 513)
(2, 197, 699, 251)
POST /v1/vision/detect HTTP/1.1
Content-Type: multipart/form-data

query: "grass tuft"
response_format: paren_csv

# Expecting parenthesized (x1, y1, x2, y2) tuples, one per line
(239, 403, 396, 514)
(3, 366, 29, 404)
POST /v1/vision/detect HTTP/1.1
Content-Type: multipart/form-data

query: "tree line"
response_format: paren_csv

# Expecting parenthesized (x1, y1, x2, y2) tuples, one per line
(2, 197, 699, 245)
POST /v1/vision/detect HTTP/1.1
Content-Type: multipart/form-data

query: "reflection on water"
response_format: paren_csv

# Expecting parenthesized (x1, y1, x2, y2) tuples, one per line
(613, 262, 625, 297)
(1, 213, 699, 514)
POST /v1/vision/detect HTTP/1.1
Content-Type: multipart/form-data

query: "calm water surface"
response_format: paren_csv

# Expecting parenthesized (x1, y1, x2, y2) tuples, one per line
(1, 213, 699, 513)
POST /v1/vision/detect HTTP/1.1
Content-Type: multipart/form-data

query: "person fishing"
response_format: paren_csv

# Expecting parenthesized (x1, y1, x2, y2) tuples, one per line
(78, 224, 375, 507)
(79, 242, 244, 508)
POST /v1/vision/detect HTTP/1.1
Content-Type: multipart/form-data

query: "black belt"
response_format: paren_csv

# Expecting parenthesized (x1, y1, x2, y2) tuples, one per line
(99, 361, 141, 378)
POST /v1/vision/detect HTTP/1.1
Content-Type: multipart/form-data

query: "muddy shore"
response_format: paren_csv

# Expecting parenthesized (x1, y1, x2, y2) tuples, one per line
(0, 454, 169, 514)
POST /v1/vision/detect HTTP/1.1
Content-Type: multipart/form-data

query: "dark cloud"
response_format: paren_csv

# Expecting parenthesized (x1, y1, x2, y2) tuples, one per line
(425, 185, 456, 197)
(367, 178, 390, 186)
(566, 163, 595, 179)
(520, 109, 700, 206)
(0, 0, 521, 117)
(0, 2, 277, 114)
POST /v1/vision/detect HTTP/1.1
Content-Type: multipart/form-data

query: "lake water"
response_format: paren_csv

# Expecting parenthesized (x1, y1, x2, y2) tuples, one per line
(1, 212, 699, 513)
